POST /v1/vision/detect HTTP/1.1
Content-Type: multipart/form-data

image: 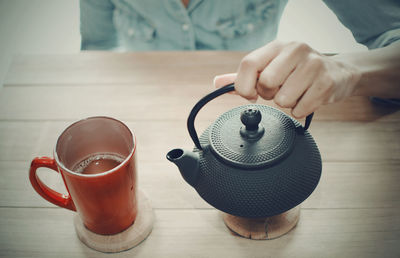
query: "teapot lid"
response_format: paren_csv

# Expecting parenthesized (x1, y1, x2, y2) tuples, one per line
(209, 104, 297, 169)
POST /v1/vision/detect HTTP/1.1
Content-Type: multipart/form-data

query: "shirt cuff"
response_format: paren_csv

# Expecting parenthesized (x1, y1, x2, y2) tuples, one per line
(365, 28, 400, 49)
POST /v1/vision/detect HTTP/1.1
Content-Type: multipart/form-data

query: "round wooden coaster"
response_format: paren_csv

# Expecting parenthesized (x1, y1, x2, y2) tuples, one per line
(74, 189, 154, 253)
(222, 206, 300, 240)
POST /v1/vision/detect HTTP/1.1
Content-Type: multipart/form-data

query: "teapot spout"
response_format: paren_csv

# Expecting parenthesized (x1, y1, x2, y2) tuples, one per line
(166, 149, 199, 187)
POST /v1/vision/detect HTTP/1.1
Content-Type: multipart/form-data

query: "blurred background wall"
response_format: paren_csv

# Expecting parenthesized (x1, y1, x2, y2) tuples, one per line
(0, 0, 366, 87)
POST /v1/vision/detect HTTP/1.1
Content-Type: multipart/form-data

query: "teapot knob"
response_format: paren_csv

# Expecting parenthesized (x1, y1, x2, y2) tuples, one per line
(240, 108, 262, 131)
(240, 108, 265, 140)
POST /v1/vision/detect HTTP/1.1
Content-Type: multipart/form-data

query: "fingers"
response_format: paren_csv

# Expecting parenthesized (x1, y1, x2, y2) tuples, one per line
(292, 90, 321, 119)
(235, 41, 282, 100)
(274, 54, 321, 108)
(224, 41, 344, 118)
(292, 77, 331, 118)
(257, 42, 310, 100)
(256, 83, 279, 100)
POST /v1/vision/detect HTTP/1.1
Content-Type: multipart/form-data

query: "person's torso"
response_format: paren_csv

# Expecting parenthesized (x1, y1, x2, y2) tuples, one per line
(111, 0, 288, 51)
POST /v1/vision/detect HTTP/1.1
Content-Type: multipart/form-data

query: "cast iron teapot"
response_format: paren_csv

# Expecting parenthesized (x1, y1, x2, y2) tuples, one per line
(167, 83, 322, 218)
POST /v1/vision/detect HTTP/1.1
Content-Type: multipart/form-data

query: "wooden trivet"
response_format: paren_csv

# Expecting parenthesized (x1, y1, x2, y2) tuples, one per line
(74, 189, 154, 253)
(222, 205, 300, 240)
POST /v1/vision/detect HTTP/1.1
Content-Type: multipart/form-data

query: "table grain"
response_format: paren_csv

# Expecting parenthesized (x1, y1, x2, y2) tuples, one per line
(0, 51, 399, 258)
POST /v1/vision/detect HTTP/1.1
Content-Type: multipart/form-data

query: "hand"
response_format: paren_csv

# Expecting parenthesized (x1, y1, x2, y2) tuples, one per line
(214, 41, 362, 118)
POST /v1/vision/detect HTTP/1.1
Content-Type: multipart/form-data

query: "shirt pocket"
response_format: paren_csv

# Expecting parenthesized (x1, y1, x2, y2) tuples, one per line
(114, 8, 156, 42)
(215, 0, 277, 39)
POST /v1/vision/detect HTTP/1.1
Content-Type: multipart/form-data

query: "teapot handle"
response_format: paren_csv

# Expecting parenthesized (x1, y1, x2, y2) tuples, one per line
(187, 83, 314, 150)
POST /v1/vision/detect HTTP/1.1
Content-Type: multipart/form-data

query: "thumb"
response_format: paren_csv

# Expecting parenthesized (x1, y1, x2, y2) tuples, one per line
(213, 73, 257, 102)
(213, 73, 237, 88)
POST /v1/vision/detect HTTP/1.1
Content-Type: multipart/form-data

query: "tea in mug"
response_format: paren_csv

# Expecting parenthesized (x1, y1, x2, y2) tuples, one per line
(73, 153, 124, 175)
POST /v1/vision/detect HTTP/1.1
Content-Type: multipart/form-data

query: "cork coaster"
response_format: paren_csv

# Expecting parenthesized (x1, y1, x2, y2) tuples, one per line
(222, 206, 300, 240)
(74, 189, 154, 253)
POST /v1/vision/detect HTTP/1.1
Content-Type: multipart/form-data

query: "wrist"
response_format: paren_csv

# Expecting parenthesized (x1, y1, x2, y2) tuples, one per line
(330, 54, 363, 97)
(331, 43, 400, 99)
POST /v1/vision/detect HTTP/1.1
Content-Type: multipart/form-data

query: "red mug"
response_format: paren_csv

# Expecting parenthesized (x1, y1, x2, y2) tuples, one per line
(29, 117, 137, 235)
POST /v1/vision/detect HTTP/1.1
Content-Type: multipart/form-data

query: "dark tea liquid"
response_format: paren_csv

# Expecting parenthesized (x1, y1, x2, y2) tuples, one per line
(73, 153, 125, 175)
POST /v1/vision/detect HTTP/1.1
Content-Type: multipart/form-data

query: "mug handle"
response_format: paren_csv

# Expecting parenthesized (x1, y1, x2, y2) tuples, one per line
(187, 83, 314, 150)
(29, 157, 76, 211)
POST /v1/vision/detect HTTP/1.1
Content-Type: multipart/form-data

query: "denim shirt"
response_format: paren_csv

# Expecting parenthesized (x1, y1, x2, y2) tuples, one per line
(80, 0, 400, 51)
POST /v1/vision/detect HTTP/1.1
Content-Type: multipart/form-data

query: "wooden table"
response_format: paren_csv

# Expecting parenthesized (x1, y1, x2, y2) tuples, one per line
(0, 51, 399, 258)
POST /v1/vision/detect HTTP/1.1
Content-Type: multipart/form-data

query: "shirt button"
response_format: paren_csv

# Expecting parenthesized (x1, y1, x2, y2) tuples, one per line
(127, 28, 135, 36)
(182, 23, 190, 31)
(247, 23, 254, 32)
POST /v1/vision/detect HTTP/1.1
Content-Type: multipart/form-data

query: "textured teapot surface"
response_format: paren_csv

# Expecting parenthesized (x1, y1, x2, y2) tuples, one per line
(208, 105, 299, 169)
(193, 104, 322, 218)
(167, 84, 322, 218)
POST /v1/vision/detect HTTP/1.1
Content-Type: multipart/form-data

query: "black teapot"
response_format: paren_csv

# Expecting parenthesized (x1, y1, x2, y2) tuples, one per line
(167, 84, 322, 218)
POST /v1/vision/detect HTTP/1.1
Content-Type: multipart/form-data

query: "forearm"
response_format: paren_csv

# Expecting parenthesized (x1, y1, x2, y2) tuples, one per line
(333, 41, 400, 98)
